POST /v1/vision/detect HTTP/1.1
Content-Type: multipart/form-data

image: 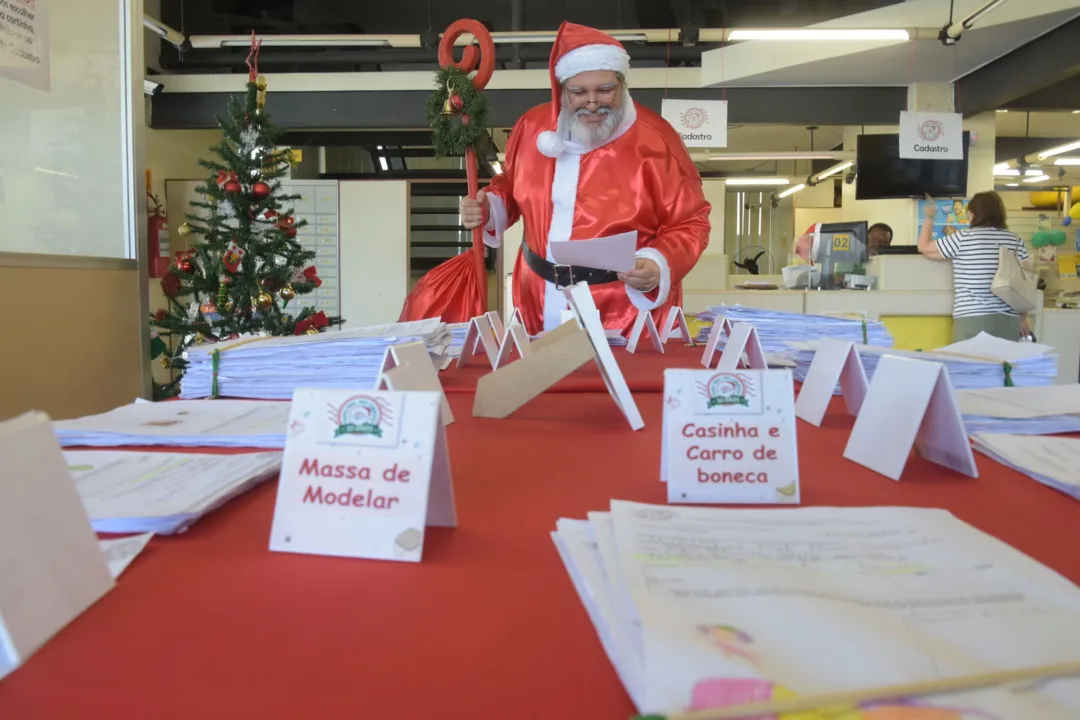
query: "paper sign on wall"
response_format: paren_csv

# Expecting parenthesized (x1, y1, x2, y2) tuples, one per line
(661, 99, 728, 148)
(269, 389, 456, 562)
(843, 355, 978, 481)
(795, 338, 869, 427)
(898, 111, 964, 160)
(662, 369, 799, 504)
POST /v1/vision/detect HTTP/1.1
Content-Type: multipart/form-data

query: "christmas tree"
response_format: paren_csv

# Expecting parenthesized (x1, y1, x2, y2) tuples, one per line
(153, 34, 342, 399)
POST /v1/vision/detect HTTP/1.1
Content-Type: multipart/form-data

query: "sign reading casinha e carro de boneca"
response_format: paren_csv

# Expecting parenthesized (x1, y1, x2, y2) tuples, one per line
(898, 111, 964, 160)
(661, 99, 728, 148)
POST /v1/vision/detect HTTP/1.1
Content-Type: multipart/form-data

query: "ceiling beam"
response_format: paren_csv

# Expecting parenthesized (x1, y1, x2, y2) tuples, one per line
(153, 87, 906, 130)
(955, 15, 1080, 118)
(1003, 75, 1080, 112)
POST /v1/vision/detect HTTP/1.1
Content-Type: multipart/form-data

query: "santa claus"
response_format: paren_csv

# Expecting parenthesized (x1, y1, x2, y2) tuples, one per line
(459, 21, 711, 336)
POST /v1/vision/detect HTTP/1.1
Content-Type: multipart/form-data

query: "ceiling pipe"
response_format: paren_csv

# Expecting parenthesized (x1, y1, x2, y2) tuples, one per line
(158, 43, 716, 70)
(511, 0, 525, 70)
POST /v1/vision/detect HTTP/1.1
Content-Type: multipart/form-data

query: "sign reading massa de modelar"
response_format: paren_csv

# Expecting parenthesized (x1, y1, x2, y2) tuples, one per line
(898, 111, 964, 160)
(661, 99, 728, 148)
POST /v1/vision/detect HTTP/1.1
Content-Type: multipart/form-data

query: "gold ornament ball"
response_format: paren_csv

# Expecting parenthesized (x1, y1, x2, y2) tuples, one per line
(158, 355, 171, 368)
(306, 327, 320, 335)
(255, 291, 274, 311)
(224, 300, 235, 312)
(177, 222, 193, 237)
(279, 284, 296, 301)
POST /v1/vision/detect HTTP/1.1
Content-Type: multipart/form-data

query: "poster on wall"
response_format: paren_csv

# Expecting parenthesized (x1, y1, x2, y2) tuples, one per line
(898, 111, 963, 160)
(917, 197, 971, 241)
(0, 0, 50, 91)
(661, 99, 728, 148)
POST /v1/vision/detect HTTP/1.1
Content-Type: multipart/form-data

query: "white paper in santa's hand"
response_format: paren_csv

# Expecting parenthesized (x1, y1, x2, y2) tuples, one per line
(717, 322, 767, 371)
(549, 230, 637, 273)
(844, 355, 977, 481)
(662, 369, 799, 504)
(269, 388, 456, 562)
(795, 338, 868, 427)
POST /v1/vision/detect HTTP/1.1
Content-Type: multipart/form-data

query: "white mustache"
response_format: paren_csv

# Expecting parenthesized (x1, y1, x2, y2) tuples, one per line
(573, 106, 613, 117)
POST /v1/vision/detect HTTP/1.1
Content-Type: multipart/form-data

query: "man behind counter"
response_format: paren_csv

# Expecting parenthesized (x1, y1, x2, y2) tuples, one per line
(868, 223, 893, 255)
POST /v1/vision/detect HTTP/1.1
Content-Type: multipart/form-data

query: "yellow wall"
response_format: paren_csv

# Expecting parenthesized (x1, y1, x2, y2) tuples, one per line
(0, 265, 144, 420)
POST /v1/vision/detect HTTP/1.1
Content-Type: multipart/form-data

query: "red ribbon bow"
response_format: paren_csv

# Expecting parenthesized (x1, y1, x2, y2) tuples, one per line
(292, 265, 322, 288)
(294, 311, 330, 335)
(215, 170, 238, 188)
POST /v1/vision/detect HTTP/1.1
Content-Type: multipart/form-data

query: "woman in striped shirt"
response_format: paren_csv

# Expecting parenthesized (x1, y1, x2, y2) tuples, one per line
(917, 191, 1031, 342)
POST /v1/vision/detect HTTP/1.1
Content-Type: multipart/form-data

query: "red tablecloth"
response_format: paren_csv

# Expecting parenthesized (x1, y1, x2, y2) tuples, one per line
(3, 368, 1080, 720)
(441, 341, 704, 393)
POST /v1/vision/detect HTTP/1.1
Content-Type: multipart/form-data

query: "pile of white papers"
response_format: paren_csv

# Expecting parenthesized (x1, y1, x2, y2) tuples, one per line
(65, 450, 281, 533)
(695, 305, 893, 354)
(959, 385, 1080, 435)
(553, 500, 1080, 717)
(180, 319, 452, 399)
(973, 433, 1080, 501)
(446, 321, 470, 358)
(53, 399, 290, 449)
(791, 332, 1057, 392)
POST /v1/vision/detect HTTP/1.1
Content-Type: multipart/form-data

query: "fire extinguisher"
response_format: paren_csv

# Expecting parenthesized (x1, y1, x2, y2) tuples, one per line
(148, 192, 171, 278)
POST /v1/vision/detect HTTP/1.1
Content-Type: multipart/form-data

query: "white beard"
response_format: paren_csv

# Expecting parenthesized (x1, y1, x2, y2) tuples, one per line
(564, 103, 624, 146)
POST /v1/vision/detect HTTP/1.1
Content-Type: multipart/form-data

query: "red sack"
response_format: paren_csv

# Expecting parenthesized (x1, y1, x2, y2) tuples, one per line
(398, 249, 485, 324)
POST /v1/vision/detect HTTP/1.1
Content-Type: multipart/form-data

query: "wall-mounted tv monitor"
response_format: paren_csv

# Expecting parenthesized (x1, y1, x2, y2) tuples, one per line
(855, 132, 969, 200)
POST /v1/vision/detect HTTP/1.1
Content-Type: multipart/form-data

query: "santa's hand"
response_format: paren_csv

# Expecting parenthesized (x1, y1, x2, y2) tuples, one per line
(618, 258, 660, 293)
(460, 190, 488, 230)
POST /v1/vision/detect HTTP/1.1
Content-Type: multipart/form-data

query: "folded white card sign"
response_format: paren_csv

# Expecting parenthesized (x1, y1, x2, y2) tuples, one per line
(505, 307, 524, 334)
(795, 338, 869, 427)
(626, 310, 663, 354)
(717, 322, 767, 371)
(564, 283, 645, 431)
(270, 389, 456, 562)
(844, 355, 978, 481)
(660, 306, 693, 344)
(457, 315, 499, 370)
(700, 316, 733, 368)
(377, 342, 454, 426)
(0, 412, 115, 681)
(485, 311, 505, 341)
(662, 369, 800, 504)
(493, 322, 533, 369)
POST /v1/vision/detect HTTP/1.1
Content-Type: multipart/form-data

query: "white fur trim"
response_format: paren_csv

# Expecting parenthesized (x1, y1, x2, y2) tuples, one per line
(542, 150, 582, 330)
(626, 247, 670, 312)
(536, 129, 563, 158)
(555, 44, 630, 82)
(483, 194, 508, 249)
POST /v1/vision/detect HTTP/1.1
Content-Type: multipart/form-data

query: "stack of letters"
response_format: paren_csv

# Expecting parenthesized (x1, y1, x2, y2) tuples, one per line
(694, 305, 893, 354)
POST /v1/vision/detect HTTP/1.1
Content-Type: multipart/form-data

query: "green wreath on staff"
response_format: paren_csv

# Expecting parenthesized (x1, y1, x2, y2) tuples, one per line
(427, 66, 489, 158)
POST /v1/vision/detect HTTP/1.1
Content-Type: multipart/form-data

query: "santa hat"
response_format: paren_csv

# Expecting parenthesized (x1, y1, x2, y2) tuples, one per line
(536, 22, 631, 158)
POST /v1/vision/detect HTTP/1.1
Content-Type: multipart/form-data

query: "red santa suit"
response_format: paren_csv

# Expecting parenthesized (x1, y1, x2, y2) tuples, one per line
(482, 22, 711, 336)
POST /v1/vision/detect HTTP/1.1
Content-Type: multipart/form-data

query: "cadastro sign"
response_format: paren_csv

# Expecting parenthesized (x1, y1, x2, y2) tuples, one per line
(898, 111, 964, 160)
(661, 98, 728, 148)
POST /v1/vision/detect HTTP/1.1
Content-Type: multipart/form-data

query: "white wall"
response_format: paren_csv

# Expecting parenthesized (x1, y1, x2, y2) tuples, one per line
(339, 181, 409, 326)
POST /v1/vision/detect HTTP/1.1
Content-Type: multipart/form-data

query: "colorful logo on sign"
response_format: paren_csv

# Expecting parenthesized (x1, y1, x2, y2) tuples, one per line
(697, 373, 756, 408)
(916, 119, 945, 142)
(679, 107, 708, 130)
(328, 395, 393, 438)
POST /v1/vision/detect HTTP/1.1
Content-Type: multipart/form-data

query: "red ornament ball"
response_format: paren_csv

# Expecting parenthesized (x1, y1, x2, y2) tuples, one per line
(223, 180, 242, 194)
(177, 259, 193, 273)
(261, 277, 278, 291)
(161, 273, 181, 297)
(450, 94, 465, 113)
(251, 181, 271, 200)
(284, 226, 298, 238)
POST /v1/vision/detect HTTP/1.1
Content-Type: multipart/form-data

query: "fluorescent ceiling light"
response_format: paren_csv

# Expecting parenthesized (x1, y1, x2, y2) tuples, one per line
(728, 29, 909, 41)
(992, 162, 1011, 173)
(1073, 110, 1080, 115)
(708, 152, 840, 161)
(815, 160, 854, 181)
(378, 156, 389, 171)
(211, 36, 390, 48)
(724, 177, 790, 186)
(996, 168, 1044, 176)
(1054, 158, 1080, 166)
(1005, 183, 1019, 187)
(1023, 174, 1051, 183)
(996, 109, 1008, 113)
(490, 32, 646, 44)
(777, 184, 806, 199)
(1037, 140, 1080, 160)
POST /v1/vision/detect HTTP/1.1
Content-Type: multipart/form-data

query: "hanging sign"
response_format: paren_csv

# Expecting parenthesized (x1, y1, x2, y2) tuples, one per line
(661, 99, 728, 148)
(898, 111, 964, 160)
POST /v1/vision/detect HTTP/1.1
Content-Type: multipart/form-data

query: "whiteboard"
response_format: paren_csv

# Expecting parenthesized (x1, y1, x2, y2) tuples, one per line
(0, 0, 130, 258)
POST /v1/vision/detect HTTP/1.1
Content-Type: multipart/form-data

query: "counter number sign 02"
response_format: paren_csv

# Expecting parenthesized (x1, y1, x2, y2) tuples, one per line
(832, 233, 851, 252)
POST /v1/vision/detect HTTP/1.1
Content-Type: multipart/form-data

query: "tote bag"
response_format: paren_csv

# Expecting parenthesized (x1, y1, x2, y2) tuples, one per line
(990, 239, 1038, 314)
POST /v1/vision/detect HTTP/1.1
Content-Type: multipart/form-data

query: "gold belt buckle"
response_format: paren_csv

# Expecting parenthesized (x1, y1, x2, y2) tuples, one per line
(552, 263, 574, 288)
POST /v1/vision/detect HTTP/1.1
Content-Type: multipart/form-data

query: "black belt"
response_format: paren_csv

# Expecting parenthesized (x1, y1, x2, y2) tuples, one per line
(522, 243, 621, 288)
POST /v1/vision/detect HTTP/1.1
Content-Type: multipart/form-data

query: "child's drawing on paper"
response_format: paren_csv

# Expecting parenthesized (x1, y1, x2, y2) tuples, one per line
(688, 677, 1001, 719)
(696, 624, 762, 669)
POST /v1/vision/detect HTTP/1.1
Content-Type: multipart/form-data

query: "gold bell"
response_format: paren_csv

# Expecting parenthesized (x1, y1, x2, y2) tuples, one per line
(442, 96, 456, 116)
